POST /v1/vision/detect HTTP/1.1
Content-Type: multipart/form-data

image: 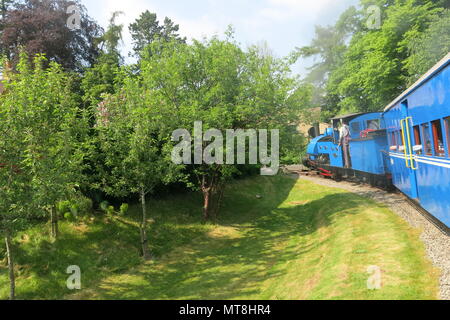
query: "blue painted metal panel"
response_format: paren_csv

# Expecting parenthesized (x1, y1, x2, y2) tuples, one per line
(326, 142, 344, 167)
(383, 61, 450, 227)
(307, 128, 345, 167)
(388, 152, 415, 198)
(347, 113, 388, 175)
(307, 135, 324, 155)
(350, 135, 388, 175)
(307, 136, 344, 168)
(414, 157, 450, 226)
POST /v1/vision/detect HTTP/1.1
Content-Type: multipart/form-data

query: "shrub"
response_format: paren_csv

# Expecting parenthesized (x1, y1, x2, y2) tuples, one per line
(57, 200, 72, 215)
(119, 203, 129, 216)
(107, 206, 115, 215)
(70, 204, 79, 218)
(100, 201, 109, 212)
(56, 195, 94, 220)
(64, 212, 75, 221)
(77, 196, 93, 215)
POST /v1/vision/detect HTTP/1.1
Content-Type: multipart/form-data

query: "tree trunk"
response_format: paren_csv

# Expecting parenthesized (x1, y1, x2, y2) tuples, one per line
(212, 183, 225, 220)
(50, 206, 58, 239)
(5, 230, 15, 300)
(202, 188, 212, 221)
(140, 188, 151, 261)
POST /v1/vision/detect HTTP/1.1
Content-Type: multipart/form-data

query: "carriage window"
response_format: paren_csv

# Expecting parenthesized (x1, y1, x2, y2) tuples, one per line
(390, 132, 397, 150)
(351, 122, 361, 135)
(432, 120, 445, 157)
(413, 125, 423, 155)
(422, 123, 433, 156)
(367, 119, 380, 130)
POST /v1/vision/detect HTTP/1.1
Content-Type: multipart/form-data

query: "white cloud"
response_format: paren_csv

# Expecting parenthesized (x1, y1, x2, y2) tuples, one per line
(176, 15, 223, 40)
(81, 0, 153, 59)
(262, 0, 338, 21)
(84, 0, 226, 56)
(268, 0, 336, 11)
(81, 0, 358, 73)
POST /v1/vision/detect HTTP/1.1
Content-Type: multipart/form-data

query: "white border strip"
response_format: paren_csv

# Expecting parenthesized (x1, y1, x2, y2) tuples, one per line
(389, 152, 450, 169)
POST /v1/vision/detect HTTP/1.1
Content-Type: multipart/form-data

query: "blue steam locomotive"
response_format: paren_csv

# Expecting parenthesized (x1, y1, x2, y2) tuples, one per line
(305, 53, 450, 229)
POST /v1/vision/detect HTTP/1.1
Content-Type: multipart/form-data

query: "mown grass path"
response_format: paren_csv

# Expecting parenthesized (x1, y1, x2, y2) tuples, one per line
(1, 176, 439, 299)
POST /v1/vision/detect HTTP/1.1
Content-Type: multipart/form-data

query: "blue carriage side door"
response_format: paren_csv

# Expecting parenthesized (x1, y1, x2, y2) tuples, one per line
(401, 100, 420, 200)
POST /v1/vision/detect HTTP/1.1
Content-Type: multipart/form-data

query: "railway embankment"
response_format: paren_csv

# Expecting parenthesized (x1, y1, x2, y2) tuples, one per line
(285, 166, 450, 300)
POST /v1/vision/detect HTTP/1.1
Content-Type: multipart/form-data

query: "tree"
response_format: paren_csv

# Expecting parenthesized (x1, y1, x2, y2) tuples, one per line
(0, 0, 14, 28)
(98, 11, 124, 58)
(405, 9, 450, 83)
(1, 0, 103, 71)
(129, 10, 185, 58)
(0, 115, 31, 300)
(292, 6, 362, 120)
(24, 56, 88, 239)
(333, 0, 441, 113)
(0, 56, 35, 300)
(81, 12, 125, 107)
(297, 0, 445, 117)
(139, 36, 301, 220)
(293, 5, 361, 88)
(95, 77, 181, 260)
(0, 0, 14, 17)
(0, 0, 15, 57)
(0, 155, 30, 300)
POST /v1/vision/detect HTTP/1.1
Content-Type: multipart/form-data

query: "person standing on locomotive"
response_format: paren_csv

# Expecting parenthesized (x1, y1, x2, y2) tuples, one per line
(338, 120, 351, 168)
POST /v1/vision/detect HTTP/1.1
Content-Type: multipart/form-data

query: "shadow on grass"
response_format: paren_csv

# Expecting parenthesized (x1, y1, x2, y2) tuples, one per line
(3, 175, 373, 300)
(90, 182, 370, 300)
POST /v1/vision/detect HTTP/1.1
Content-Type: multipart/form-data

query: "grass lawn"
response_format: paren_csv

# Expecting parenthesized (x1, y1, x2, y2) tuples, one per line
(0, 175, 439, 300)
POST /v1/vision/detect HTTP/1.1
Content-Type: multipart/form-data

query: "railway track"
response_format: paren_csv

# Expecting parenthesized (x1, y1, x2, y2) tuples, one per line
(404, 197, 450, 237)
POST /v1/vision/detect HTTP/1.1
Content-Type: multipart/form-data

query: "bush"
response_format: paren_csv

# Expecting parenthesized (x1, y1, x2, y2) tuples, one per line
(77, 196, 93, 215)
(57, 200, 72, 215)
(57, 195, 94, 220)
(107, 206, 115, 216)
(64, 212, 75, 221)
(70, 204, 79, 217)
(119, 203, 129, 216)
(100, 201, 109, 212)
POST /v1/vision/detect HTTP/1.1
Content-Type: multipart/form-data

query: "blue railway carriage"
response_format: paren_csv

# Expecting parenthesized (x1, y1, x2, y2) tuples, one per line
(383, 53, 450, 228)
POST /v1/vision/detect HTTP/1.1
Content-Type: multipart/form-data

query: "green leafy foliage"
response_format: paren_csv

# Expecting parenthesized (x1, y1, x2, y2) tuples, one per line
(135, 35, 303, 218)
(129, 10, 185, 58)
(405, 9, 450, 83)
(298, 0, 448, 118)
(107, 206, 115, 216)
(0, 52, 90, 242)
(100, 201, 110, 213)
(119, 203, 129, 216)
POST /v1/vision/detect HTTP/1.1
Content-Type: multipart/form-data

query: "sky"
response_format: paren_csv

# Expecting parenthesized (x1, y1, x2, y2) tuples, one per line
(81, 0, 360, 76)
